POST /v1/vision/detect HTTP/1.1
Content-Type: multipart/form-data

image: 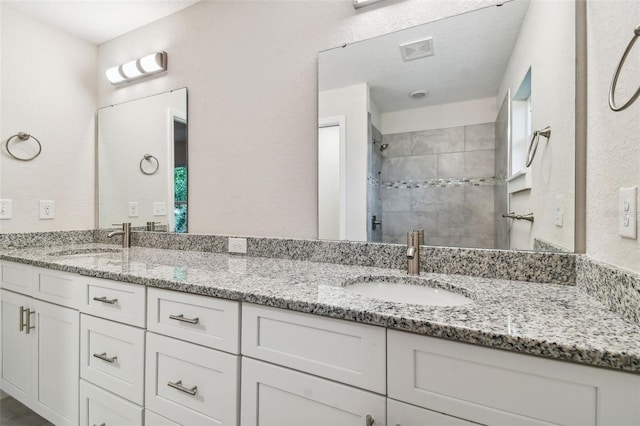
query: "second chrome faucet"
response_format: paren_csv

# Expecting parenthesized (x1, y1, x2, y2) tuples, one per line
(406, 230, 421, 275)
(108, 222, 132, 248)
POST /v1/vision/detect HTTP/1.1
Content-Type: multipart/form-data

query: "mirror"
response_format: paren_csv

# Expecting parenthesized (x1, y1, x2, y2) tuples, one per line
(97, 88, 188, 232)
(318, 0, 576, 252)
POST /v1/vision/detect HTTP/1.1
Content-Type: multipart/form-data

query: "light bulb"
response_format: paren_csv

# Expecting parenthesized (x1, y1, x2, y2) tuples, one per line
(122, 60, 142, 78)
(105, 66, 126, 84)
(139, 52, 164, 73)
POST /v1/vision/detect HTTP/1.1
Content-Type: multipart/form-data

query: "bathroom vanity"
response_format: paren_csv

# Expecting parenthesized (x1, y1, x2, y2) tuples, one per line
(1, 243, 639, 426)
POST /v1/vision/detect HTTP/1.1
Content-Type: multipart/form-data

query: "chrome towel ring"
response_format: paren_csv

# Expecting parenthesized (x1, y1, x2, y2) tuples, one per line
(5, 132, 42, 161)
(609, 24, 640, 112)
(140, 153, 159, 175)
(525, 126, 551, 167)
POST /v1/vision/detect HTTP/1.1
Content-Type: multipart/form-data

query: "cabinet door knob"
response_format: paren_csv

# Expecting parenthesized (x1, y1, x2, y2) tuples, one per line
(168, 380, 198, 396)
(93, 352, 118, 363)
(169, 314, 199, 324)
(93, 296, 118, 305)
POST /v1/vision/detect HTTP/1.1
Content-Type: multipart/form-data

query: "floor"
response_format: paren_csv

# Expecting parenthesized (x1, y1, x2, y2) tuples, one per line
(0, 390, 53, 426)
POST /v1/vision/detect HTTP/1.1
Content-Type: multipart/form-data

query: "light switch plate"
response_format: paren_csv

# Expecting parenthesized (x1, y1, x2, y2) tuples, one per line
(39, 200, 55, 219)
(0, 199, 12, 219)
(619, 187, 637, 239)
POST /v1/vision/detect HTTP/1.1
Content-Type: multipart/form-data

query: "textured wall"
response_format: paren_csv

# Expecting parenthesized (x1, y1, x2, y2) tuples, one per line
(586, 1, 640, 273)
(96, 0, 498, 238)
(0, 5, 97, 233)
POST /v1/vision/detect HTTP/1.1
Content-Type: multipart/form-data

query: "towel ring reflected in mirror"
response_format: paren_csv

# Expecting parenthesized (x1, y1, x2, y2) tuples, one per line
(525, 126, 551, 167)
(5, 132, 42, 161)
(140, 153, 159, 175)
(609, 24, 640, 112)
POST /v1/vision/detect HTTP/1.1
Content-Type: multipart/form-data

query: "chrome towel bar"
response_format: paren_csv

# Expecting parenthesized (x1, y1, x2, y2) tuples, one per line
(5, 132, 42, 161)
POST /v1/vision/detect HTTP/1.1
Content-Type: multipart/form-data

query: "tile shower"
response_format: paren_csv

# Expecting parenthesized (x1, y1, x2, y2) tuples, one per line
(379, 123, 500, 248)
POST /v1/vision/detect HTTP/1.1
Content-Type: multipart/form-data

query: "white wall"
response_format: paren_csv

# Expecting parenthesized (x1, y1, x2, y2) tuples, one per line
(96, 0, 499, 238)
(497, 0, 576, 251)
(381, 97, 497, 135)
(586, 0, 640, 274)
(0, 5, 97, 233)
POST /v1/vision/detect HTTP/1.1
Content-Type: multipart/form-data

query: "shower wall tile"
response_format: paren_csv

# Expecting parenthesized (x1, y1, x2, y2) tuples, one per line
(465, 123, 495, 151)
(464, 150, 495, 177)
(381, 187, 411, 212)
(438, 152, 466, 177)
(411, 127, 465, 155)
(381, 133, 411, 157)
(411, 186, 465, 213)
(382, 155, 437, 181)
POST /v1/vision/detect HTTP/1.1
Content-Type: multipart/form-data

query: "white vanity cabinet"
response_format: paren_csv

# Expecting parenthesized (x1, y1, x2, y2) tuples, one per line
(145, 287, 241, 426)
(240, 304, 387, 426)
(0, 261, 80, 426)
(78, 277, 147, 426)
(387, 329, 640, 426)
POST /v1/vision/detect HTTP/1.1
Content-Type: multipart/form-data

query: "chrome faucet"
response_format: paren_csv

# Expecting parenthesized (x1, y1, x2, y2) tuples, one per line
(407, 230, 420, 275)
(108, 222, 132, 248)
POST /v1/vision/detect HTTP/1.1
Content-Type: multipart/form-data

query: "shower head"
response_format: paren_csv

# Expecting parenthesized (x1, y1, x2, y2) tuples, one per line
(373, 139, 389, 152)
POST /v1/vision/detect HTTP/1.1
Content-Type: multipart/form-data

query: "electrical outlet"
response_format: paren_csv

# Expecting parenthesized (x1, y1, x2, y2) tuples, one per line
(228, 237, 247, 254)
(153, 202, 167, 216)
(128, 201, 139, 217)
(553, 196, 563, 227)
(0, 199, 12, 219)
(39, 200, 55, 219)
(619, 187, 637, 239)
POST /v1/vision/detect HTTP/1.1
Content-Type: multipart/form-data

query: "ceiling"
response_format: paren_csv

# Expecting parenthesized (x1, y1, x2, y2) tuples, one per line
(319, 0, 530, 113)
(3, 0, 201, 45)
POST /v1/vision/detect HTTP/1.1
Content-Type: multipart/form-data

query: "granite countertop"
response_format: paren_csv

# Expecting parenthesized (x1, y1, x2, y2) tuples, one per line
(1, 243, 639, 374)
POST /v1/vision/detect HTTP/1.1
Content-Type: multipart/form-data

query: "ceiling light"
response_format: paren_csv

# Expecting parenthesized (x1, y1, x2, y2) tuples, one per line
(353, 0, 385, 9)
(409, 89, 429, 99)
(105, 51, 168, 85)
(399, 38, 434, 62)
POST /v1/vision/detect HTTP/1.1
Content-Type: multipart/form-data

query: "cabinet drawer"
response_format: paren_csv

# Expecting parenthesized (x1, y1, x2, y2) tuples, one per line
(241, 357, 386, 426)
(387, 398, 476, 426)
(80, 380, 143, 426)
(34, 267, 82, 308)
(145, 332, 239, 426)
(147, 287, 239, 354)
(145, 409, 180, 426)
(388, 330, 596, 425)
(81, 277, 145, 327)
(1, 261, 34, 294)
(242, 304, 386, 393)
(80, 315, 145, 405)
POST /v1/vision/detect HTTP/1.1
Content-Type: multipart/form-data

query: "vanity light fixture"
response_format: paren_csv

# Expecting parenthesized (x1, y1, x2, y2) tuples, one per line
(105, 52, 167, 85)
(353, 0, 385, 9)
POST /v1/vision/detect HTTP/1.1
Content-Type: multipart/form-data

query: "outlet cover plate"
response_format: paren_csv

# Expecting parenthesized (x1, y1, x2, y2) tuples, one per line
(619, 187, 637, 239)
(128, 201, 139, 218)
(153, 202, 167, 216)
(39, 200, 55, 220)
(228, 237, 247, 254)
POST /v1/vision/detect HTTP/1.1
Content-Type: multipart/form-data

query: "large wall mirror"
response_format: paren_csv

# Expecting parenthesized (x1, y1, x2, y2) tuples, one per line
(318, 0, 576, 252)
(97, 88, 188, 232)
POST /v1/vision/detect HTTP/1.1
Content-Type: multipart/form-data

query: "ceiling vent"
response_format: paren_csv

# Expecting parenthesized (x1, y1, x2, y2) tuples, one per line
(399, 37, 434, 62)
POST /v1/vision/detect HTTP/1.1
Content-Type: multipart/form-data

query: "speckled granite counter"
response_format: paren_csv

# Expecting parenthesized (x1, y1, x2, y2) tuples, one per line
(1, 243, 639, 374)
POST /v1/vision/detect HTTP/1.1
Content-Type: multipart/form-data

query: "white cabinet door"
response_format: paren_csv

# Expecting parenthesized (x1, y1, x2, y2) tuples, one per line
(31, 299, 79, 426)
(1, 289, 32, 407)
(241, 357, 386, 426)
(80, 380, 143, 426)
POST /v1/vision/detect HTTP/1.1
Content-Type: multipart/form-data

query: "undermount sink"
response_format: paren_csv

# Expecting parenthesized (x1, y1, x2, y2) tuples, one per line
(48, 248, 121, 257)
(343, 276, 473, 306)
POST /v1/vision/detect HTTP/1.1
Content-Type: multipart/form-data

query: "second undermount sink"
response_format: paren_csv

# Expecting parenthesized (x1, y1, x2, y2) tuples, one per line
(343, 276, 473, 306)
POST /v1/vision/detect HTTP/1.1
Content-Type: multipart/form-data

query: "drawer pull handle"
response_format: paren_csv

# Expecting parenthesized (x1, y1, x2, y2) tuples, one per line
(366, 414, 375, 426)
(25, 308, 35, 334)
(169, 314, 199, 324)
(93, 296, 118, 305)
(19, 306, 26, 331)
(93, 352, 118, 363)
(168, 380, 198, 396)
(93, 423, 106, 426)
